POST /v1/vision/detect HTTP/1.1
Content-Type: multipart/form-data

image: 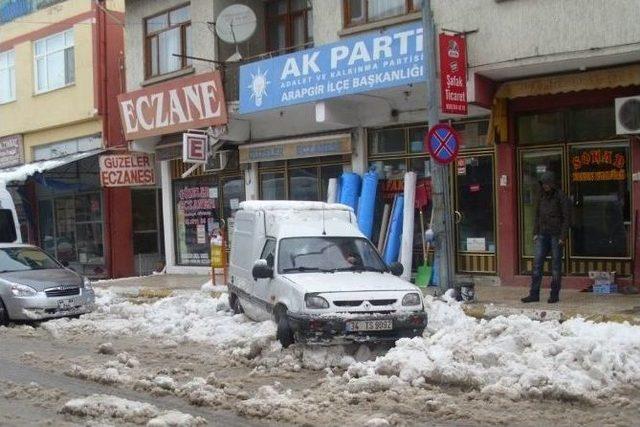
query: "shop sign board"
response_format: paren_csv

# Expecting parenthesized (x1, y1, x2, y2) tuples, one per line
(439, 33, 467, 115)
(99, 153, 156, 187)
(118, 72, 228, 141)
(239, 22, 425, 114)
(571, 149, 626, 181)
(0, 134, 24, 169)
(425, 124, 460, 165)
(183, 133, 209, 164)
(239, 134, 351, 163)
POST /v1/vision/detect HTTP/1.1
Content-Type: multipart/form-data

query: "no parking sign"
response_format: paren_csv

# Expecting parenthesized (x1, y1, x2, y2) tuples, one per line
(425, 124, 461, 165)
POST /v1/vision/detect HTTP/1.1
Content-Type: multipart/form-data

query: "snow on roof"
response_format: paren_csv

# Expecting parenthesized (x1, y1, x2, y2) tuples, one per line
(0, 148, 104, 185)
(240, 201, 353, 212)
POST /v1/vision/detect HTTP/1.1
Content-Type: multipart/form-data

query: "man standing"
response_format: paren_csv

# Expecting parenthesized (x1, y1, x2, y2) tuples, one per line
(522, 171, 571, 304)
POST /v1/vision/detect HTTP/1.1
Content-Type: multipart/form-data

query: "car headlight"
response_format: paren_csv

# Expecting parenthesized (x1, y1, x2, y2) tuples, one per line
(10, 283, 38, 297)
(305, 294, 330, 309)
(83, 277, 93, 290)
(402, 292, 421, 306)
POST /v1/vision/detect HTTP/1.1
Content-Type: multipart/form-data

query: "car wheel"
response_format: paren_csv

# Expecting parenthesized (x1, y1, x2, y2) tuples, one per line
(276, 311, 295, 348)
(0, 298, 9, 326)
(229, 293, 243, 314)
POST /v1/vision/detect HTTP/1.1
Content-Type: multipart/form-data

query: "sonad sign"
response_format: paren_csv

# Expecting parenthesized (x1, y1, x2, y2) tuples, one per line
(239, 22, 425, 114)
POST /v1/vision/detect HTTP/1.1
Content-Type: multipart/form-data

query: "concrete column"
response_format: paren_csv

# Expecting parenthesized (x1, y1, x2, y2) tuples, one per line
(244, 163, 259, 200)
(351, 127, 367, 175)
(160, 160, 175, 269)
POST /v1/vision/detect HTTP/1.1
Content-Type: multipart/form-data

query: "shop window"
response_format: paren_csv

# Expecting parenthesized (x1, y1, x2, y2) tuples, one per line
(0, 49, 15, 104)
(368, 128, 405, 155)
(455, 156, 496, 253)
(173, 176, 219, 266)
(145, 5, 191, 79)
(407, 126, 428, 153)
(34, 29, 74, 93)
(266, 0, 313, 54)
(260, 172, 286, 200)
(568, 106, 616, 142)
(289, 167, 319, 201)
(408, 157, 431, 179)
(0, 210, 16, 242)
(570, 145, 630, 257)
(344, 0, 420, 27)
(132, 189, 161, 255)
(320, 164, 345, 201)
(369, 158, 407, 180)
(517, 111, 564, 145)
(453, 120, 489, 149)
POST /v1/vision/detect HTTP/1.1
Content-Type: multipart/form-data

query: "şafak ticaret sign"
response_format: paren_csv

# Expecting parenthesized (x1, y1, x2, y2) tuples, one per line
(239, 22, 425, 114)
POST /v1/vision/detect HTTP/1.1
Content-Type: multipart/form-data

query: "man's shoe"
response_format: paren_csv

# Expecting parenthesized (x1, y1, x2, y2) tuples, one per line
(548, 295, 559, 303)
(521, 295, 539, 303)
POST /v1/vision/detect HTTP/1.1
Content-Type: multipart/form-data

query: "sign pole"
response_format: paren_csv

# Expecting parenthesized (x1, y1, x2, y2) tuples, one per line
(422, 0, 455, 292)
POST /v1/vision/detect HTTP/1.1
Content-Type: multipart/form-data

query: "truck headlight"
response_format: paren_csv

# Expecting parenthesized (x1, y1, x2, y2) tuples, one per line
(83, 277, 93, 290)
(305, 294, 329, 309)
(402, 293, 421, 306)
(10, 283, 38, 297)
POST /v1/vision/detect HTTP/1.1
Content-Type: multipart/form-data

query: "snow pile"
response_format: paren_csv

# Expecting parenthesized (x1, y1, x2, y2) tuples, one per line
(200, 280, 228, 294)
(237, 383, 317, 420)
(346, 296, 640, 401)
(66, 352, 140, 385)
(43, 289, 276, 357)
(60, 394, 205, 425)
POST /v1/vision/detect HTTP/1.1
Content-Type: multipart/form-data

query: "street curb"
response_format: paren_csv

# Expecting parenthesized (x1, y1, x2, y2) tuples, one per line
(461, 304, 640, 325)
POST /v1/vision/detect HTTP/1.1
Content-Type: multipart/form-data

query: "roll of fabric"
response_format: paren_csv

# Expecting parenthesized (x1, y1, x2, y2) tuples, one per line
(377, 203, 391, 253)
(339, 172, 361, 211)
(326, 178, 338, 203)
(383, 194, 404, 264)
(400, 172, 417, 281)
(356, 171, 379, 239)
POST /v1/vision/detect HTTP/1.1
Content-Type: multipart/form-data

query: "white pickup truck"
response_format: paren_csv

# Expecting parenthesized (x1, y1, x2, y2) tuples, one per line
(0, 186, 21, 244)
(228, 201, 427, 347)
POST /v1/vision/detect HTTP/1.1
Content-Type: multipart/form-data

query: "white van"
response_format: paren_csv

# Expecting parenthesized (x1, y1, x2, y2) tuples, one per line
(228, 201, 427, 347)
(0, 186, 21, 244)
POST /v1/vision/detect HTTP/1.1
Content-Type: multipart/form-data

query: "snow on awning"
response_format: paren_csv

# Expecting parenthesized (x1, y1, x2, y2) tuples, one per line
(0, 148, 105, 185)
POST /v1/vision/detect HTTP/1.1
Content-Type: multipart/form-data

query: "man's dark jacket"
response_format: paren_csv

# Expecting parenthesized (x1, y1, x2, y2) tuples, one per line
(533, 181, 571, 240)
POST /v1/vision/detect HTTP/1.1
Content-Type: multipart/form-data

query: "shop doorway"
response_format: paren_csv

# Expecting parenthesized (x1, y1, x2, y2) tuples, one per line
(454, 152, 496, 273)
(517, 143, 632, 276)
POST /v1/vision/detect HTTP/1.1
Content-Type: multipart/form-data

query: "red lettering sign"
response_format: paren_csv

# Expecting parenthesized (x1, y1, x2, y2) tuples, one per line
(117, 72, 228, 141)
(439, 33, 467, 115)
(183, 133, 208, 164)
(99, 153, 156, 187)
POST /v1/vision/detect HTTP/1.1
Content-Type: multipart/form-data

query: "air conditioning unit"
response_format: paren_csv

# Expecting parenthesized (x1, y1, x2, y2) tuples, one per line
(204, 150, 238, 172)
(615, 96, 640, 135)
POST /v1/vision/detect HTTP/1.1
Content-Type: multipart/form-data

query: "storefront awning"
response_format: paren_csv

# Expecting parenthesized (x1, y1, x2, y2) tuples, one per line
(0, 148, 105, 184)
(495, 64, 640, 99)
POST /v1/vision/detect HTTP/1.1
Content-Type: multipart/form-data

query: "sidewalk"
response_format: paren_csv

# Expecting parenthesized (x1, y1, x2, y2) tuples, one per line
(461, 284, 640, 325)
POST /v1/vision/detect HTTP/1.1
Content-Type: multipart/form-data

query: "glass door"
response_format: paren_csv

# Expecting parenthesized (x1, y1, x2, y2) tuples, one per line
(454, 153, 496, 273)
(518, 148, 566, 273)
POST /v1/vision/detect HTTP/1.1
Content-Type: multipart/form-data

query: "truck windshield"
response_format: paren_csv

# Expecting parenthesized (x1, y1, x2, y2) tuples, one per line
(0, 247, 62, 273)
(278, 237, 387, 274)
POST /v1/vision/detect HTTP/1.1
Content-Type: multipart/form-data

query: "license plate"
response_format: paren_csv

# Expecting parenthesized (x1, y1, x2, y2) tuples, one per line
(58, 298, 79, 311)
(345, 319, 393, 332)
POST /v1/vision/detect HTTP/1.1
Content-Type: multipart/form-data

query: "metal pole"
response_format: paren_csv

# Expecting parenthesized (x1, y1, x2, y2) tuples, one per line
(422, 0, 455, 292)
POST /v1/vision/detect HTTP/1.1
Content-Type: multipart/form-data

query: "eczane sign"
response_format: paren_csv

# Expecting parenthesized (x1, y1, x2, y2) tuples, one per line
(99, 153, 156, 187)
(117, 72, 228, 140)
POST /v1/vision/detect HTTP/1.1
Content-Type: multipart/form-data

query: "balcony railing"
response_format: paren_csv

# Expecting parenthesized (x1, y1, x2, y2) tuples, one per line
(0, 0, 67, 25)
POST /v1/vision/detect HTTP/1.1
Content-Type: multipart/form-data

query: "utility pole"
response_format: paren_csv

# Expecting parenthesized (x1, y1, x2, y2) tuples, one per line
(422, 0, 455, 292)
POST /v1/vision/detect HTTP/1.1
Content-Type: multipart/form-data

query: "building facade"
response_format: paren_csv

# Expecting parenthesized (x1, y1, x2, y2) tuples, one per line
(120, 0, 640, 287)
(0, 0, 134, 278)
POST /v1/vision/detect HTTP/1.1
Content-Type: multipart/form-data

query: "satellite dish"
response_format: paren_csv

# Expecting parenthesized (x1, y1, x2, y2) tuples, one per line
(216, 4, 257, 44)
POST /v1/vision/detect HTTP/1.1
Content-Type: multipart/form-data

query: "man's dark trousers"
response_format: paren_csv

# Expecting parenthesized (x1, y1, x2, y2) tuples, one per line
(529, 234, 562, 299)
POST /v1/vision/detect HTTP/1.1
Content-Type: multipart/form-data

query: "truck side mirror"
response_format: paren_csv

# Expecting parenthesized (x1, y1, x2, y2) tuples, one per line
(252, 259, 273, 280)
(388, 262, 403, 277)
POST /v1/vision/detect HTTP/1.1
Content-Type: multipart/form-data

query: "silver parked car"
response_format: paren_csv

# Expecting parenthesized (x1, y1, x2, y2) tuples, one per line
(0, 244, 95, 325)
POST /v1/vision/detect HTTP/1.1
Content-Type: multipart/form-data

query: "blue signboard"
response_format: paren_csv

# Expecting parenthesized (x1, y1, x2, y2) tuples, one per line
(239, 22, 425, 114)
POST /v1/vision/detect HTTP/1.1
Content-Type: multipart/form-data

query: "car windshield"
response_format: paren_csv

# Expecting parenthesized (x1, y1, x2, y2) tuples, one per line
(278, 237, 387, 274)
(0, 247, 62, 273)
